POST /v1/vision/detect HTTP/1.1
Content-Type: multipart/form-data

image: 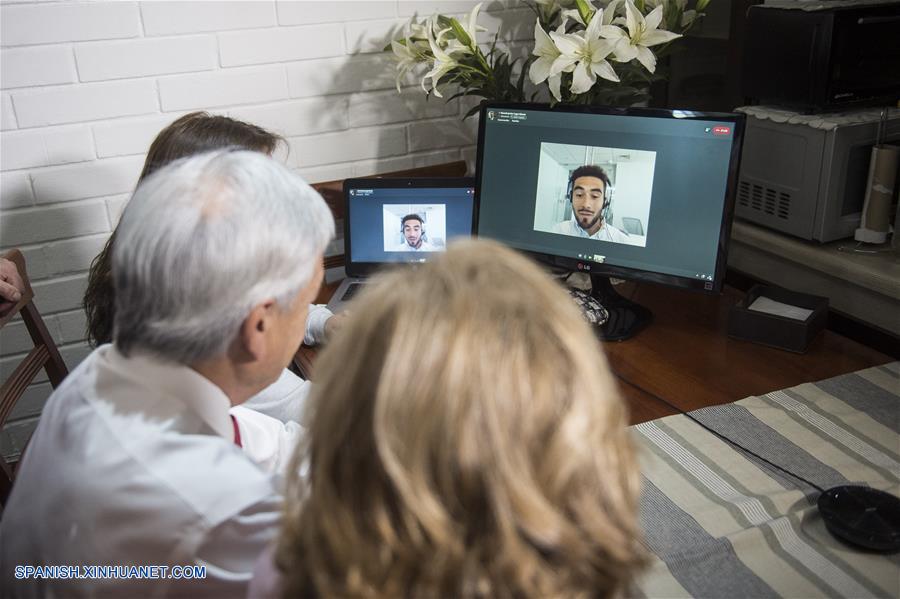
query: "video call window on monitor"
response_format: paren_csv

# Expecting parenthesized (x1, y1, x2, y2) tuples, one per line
(533, 143, 656, 248)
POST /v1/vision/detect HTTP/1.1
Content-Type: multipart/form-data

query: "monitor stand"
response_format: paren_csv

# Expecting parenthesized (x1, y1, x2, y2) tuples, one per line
(590, 275, 653, 341)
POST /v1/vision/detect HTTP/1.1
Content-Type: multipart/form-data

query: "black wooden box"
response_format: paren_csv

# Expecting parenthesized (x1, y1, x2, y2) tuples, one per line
(727, 285, 828, 353)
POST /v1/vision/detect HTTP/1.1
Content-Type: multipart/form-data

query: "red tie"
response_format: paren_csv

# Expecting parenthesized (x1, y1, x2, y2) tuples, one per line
(230, 415, 242, 448)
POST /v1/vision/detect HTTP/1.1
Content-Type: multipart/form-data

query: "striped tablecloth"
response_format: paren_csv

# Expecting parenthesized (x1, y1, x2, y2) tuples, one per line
(633, 362, 899, 598)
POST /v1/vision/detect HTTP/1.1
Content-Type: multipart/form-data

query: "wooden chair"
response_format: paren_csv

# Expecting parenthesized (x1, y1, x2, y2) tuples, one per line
(0, 249, 69, 503)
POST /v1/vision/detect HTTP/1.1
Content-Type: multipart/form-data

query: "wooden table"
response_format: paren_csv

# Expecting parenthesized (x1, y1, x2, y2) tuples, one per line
(297, 279, 891, 426)
(606, 282, 890, 424)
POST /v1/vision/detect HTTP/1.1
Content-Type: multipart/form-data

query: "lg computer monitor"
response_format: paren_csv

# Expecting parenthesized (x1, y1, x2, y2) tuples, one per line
(476, 103, 745, 340)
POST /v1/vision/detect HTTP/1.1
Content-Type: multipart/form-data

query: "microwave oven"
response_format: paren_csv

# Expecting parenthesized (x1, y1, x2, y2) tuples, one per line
(742, 3, 900, 111)
(735, 108, 900, 242)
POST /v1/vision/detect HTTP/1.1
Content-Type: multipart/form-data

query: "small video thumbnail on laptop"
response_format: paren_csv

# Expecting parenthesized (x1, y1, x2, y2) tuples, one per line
(348, 184, 475, 264)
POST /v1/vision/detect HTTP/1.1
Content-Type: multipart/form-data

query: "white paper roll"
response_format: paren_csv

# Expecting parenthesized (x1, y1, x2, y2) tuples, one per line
(855, 144, 900, 244)
(892, 190, 900, 254)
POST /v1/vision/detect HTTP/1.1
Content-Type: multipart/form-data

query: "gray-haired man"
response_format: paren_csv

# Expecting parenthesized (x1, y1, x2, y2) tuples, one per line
(0, 150, 334, 597)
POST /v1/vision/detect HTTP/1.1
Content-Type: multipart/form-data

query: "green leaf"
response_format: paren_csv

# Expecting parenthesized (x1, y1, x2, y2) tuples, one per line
(449, 17, 472, 49)
(447, 89, 485, 101)
(575, 0, 594, 24)
(463, 102, 484, 120)
(516, 56, 536, 96)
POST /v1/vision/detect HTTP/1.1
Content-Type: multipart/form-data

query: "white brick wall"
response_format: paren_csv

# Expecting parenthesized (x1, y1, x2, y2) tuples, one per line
(277, 1, 398, 25)
(2, 201, 110, 247)
(1, 46, 78, 89)
(0, 171, 34, 210)
(31, 156, 146, 204)
(1, 93, 17, 130)
(0, 2, 141, 46)
(0, 0, 509, 459)
(14, 80, 160, 127)
(229, 98, 348, 137)
(75, 36, 219, 82)
(158, 65, 290, 110)
(218, 25, 345, 66)
(140, 1, 277, 36)
(1, 126, 95, 171)
(93, 113, 191, 158)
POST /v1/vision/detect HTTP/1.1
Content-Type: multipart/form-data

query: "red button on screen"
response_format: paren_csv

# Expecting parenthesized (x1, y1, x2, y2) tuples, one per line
(712, 126, 731, 135)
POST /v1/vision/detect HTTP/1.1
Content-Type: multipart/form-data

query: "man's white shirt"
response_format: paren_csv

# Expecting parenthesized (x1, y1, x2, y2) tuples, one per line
(0, 346, 285, 598)
(393, 239, 438, 252)
(552, 218, 633, 243)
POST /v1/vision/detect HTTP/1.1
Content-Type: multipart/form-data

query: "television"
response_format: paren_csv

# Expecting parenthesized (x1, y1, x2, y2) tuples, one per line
(475, 103, 745, 340)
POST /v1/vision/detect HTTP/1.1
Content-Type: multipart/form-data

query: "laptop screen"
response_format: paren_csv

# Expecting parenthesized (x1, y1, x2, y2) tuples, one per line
(345, 179, 475, 267)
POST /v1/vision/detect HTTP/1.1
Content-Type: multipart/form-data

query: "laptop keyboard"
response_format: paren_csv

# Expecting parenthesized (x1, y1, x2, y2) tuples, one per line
(341, 282, 363, 301)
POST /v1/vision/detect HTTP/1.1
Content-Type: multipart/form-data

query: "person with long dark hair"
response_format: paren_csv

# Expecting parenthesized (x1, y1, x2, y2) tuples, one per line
(83, 112, 339, 423)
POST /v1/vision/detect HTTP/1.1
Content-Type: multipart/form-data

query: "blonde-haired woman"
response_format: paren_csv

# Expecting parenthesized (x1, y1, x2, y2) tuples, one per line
(254, 239, 645, 598)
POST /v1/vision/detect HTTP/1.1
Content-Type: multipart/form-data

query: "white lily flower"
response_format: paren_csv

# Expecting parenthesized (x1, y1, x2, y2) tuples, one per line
(422, 17, 460, 98)
(641, 0, 697, 28)
(681, 9, 697, 27)
(391, 39, 420, 93)
(461, 2, 488, 49)
(600, 0, 680, 72)
(529, 20, 567, 101)
(550, 7, 619, 95)
(560, 6, 586, 27)
(433, 3, 487, 55)
(406, 18, 429, 41)
(602, 0, 624, 23)
(391, 18, 433, 93)
(562, 0, 622, 29)
(435, 25, 468, 55)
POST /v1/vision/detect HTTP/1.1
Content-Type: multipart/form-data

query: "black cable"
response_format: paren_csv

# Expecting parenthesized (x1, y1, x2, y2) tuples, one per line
(627, 280, 639, 301)
(616, 372, 826, 494)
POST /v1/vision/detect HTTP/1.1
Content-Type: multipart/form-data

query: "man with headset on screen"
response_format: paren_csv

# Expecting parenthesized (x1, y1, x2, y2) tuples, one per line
(552, 165, 631, 243)
(395, 213, 438, 251)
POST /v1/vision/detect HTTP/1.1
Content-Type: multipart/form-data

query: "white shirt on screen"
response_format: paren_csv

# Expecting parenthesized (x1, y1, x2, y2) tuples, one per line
(552, 218, 633, 243)
(394, 239, 438, 252)
(0, 346, 284, 598)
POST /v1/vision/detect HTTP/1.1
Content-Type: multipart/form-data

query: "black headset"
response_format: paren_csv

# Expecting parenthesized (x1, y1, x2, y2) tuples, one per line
(566, 167, 614, 221)
(400, 214, 426, 238)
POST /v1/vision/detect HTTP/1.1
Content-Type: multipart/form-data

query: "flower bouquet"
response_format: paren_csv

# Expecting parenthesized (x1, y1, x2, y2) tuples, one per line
(387, 0, 711, 115)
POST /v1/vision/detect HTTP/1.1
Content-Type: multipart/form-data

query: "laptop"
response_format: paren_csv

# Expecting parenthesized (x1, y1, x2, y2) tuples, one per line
(326, 177, 476, 313)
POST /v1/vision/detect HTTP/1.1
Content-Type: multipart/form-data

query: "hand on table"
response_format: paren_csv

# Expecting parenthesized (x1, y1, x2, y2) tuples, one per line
(0, 258, 25, 318)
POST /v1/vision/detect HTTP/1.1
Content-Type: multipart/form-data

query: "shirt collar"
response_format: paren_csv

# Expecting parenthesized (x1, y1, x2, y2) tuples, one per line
(569, 216, 609, 240)
(101, 345, 234, 441)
